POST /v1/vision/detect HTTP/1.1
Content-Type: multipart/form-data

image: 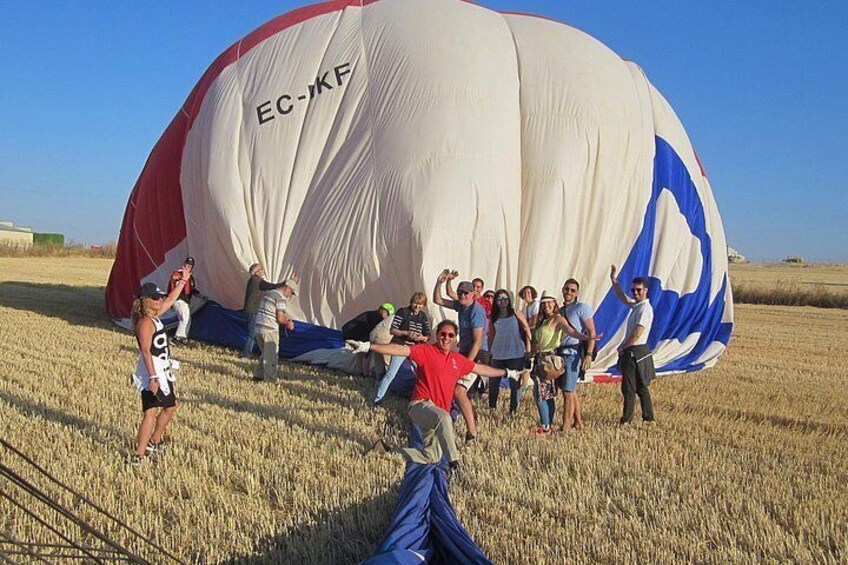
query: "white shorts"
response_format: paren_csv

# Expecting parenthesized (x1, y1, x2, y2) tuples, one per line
(457, 372, 479, 390)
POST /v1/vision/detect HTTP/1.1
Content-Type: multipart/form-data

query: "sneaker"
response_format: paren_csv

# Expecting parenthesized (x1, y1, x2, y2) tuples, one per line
(531, 426, 552, 436)
(128, 454, 145, 467)
(252, 375, 265, 382)
(447, 461, 462, 481)
(464, 433, 477, 445)
(145, 441, 164, 455)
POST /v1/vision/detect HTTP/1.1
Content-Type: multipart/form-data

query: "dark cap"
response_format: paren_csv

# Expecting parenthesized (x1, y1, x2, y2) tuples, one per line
(184, 256, 195, 266)
(137, 282, 167, 300)
(456, 281, 474, 294)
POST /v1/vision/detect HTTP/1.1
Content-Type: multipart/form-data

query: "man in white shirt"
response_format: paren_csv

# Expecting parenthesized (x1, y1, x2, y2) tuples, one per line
(610, 266, 656, 424)
(253, 277, 298, 382)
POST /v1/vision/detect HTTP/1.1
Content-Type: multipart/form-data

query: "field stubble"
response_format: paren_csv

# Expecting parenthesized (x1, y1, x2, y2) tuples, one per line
(1, 258, 846, 563)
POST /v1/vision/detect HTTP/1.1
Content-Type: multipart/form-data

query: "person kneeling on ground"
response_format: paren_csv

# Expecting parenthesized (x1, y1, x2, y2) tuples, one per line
(347, 320, 520, 477)
(253, 278, 299, 383)
(130, 279, 188, 465)
(342, 303, 395, 341)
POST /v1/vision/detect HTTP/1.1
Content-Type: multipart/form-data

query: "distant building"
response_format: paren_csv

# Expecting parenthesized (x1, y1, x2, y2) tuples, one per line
(783, 255, 804, 264)
(0, 220, 34, 249)
(727, 246, 746, 264)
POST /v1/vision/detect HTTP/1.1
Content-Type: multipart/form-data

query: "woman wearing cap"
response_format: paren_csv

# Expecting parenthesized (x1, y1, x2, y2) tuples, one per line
(531, 296, 595, 434)
(373, 292, 430, 404)
(130, 272, 189, 465)
(487, 289, 532, 415)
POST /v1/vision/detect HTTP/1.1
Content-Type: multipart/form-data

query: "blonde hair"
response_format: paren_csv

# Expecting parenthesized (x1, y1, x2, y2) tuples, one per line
(410, 291, 427, 307)
(131, 297, 155, 329)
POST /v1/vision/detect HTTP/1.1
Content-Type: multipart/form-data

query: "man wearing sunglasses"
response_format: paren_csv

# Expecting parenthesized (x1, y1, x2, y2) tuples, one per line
(433, 270, 489, 444)
(609, 265, 656, 425)
(346, 320, 520, 476)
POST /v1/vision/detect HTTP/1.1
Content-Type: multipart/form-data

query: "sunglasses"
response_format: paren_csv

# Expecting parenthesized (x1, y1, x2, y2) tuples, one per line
(496, 296, 509, 302)
(438, 331, 456, 338)
(457, 290, 469, 297)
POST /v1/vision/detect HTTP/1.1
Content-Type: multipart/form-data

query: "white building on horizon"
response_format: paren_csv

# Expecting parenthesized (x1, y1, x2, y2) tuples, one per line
(0, 220, 34, 249)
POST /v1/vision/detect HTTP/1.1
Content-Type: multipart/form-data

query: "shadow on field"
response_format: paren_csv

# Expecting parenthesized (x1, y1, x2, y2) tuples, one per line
(0, 389, 125, 451)
(190, 391, 374, 448)
(217, 489, 396, 565)
(0, 282, 110, 329)
(711, 405, 848, 436)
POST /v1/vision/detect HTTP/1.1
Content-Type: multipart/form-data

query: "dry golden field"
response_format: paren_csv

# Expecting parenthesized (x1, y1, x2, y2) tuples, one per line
(730, 263, 848, 308)
(729, 262, 848, 289)
(1, 258, 847, 563)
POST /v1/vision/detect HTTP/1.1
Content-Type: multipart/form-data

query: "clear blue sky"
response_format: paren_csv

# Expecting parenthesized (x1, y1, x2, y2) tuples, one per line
(2, 1, 846, 261)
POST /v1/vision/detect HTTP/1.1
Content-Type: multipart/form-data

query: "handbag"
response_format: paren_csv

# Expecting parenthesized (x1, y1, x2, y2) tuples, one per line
(538, 353, 565, 381)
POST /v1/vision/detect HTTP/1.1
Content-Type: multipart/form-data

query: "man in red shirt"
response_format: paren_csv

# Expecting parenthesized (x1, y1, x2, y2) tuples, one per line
(347, 320, 520, 474)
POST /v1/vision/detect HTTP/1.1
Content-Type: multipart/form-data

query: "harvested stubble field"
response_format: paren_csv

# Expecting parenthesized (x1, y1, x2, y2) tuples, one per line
(730, 263, 848, 308)
(1, 258, 846, 563)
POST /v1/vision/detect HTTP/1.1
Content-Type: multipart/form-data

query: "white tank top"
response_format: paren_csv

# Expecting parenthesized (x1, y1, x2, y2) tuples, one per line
(134, 317, 173, 379)
(490, 316, 525, 360)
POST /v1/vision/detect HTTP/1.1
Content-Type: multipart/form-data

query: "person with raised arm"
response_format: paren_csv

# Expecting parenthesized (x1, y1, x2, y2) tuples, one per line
(433, 269, 487, 443)
(609, 265, 656, 425)
(130, 274, 189, 466)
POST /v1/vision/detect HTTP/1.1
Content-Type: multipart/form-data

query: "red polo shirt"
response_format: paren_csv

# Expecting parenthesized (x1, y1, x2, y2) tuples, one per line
(408, 344, 476, 412)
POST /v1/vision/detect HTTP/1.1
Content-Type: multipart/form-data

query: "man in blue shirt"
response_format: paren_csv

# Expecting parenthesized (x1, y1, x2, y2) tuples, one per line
(433, 270, 488, 443)
(559, 278, 597, 431)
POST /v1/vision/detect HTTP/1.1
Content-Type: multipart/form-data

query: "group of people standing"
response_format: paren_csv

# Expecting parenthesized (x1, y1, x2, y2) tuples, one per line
(128, 259, 656, 473)
(347, 267, 657, 476)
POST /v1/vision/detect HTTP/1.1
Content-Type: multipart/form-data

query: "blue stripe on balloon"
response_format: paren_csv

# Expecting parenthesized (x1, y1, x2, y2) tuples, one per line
(594, 136, 732, 373)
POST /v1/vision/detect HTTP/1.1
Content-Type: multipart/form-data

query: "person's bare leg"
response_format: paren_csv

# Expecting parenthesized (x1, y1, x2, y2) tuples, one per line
(136, 410, 158, 457)
(150, 404, 179, 444)
(573, 392, 583, 430)
(562, 391, 575, 432)
(454, 385, 477, 438)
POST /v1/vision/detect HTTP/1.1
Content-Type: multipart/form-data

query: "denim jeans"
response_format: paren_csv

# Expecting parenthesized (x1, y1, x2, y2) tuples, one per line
(533, 379, 556, 428)
(374, 355, 415, 403)
(241, 312, 258, 357)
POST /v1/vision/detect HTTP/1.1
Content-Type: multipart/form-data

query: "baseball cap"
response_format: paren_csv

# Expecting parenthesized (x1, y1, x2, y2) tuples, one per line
(379, 303, 395, 316)
(283, 278, 298, 295)
(137, 282, 167, 300)
(456, 281, 474, 294)
(184, 256, 195, 266)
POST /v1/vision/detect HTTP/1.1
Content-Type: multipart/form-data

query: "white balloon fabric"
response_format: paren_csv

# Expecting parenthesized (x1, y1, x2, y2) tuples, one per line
(107, 0, 733, 374)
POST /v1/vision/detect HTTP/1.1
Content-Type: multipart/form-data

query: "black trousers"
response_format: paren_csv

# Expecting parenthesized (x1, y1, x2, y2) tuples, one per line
(618, 345, 655, 423)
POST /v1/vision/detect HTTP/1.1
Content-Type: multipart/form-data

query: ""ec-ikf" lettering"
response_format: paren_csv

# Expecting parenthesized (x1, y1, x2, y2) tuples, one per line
(256, 62, 352, 125)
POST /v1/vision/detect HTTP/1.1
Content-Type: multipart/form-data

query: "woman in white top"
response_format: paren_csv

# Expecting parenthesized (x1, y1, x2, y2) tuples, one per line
(519, 285, 540, 329)
(487, 289, 532, 414)
(130, 275, 187, 465)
